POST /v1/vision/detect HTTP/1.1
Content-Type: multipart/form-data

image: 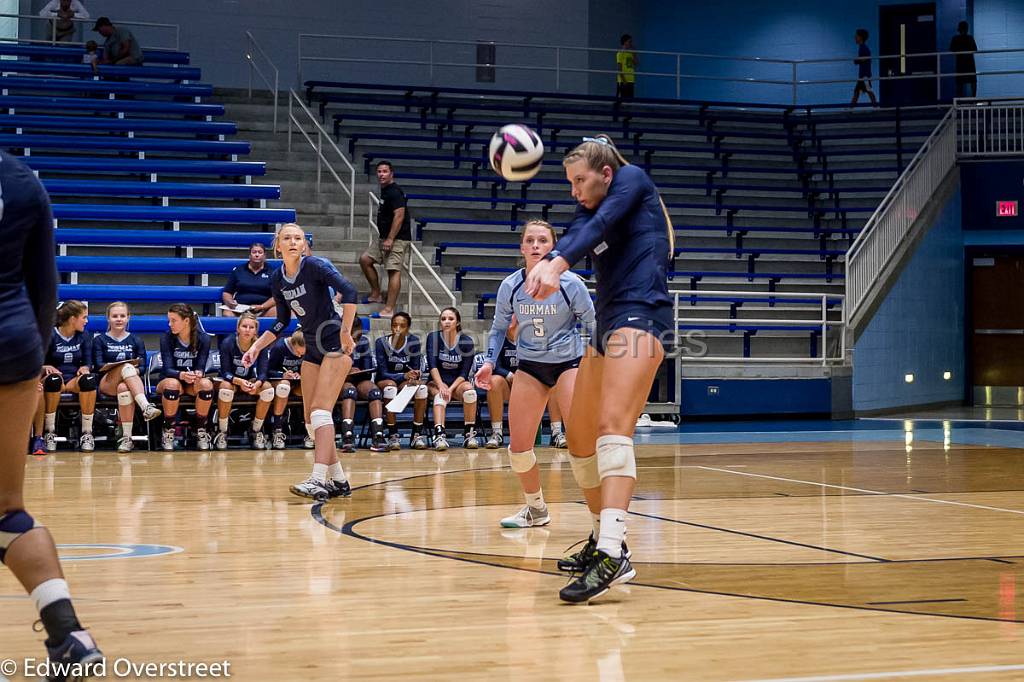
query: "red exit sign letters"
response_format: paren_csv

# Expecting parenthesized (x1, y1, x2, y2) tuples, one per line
(997, 200, 1018, 217)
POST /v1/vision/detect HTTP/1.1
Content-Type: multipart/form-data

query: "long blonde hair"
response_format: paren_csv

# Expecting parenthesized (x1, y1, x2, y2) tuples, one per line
(563, 134, 675, 256)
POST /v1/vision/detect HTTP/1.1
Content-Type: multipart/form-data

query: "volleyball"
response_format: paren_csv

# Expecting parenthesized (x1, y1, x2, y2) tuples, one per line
(488, 124, 544, 182)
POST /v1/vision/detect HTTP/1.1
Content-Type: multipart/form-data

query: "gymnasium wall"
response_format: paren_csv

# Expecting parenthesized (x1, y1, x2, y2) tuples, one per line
(851, 187, 965, 413)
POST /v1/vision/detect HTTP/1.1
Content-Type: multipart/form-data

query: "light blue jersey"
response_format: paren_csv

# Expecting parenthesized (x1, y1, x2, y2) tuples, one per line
(485, 268, 595, 366)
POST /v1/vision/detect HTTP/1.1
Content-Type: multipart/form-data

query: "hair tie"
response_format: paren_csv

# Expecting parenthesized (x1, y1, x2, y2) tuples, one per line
(582, 136, 609, 145)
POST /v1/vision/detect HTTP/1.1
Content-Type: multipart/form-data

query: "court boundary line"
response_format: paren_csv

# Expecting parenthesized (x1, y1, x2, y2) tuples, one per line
(732, 663, 1024, 681)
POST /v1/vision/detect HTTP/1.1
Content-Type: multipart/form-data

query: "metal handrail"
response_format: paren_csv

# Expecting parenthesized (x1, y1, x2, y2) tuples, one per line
(0, 12, 179, 50)
(369, 191, 456, 316)
(297, 32, 1024, 104)
(846, 106, 957, 323)
(244, 31, 279, 133)
(957, 99, 1024, 156)
(286, 88, 355, 237)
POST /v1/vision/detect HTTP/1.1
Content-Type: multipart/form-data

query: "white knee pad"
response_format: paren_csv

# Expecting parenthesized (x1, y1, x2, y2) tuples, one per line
(117, 391, 133, 406)
(596, 434, 636, 480)
(310, 409, 333, 432)
(218, 388, 235, 402)
(508, 448, 537, 474)
(461, 388, 477, 404)
(569, 454, 601, 489)
(433, 393, 448, 407)
(275, 382, 291, 399)
(415, 384, 428, 399)
(382, 385, 398, 400)
(119, 363, 138, 379)
(259, 386, 275, 402)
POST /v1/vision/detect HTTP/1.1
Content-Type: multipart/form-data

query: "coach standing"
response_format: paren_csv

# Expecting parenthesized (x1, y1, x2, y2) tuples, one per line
(360, 160, 411, 319)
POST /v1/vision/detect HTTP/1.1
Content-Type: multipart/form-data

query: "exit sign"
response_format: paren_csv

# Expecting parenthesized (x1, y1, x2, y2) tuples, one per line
(997, 200, 1018, 217)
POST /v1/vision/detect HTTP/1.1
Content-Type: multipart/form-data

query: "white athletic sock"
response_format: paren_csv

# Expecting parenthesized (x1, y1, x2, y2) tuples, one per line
(551, 421, 563, 436)
(31, 578, 71, 614)
(81, 413, 94, 434)
(311, 463, 328, 483)
(491, 422, 503, 436)
(121, 420, 133, 438)
(133, 393, 149, 410)
(252, 417, 264, 432)
(305, 423, 314, 439)
(591, 512, 601, 539)
(327, 461, 347, 482)
(525, 489, 545, 510)
(44, 413, 56, 433)
(218, 417, 229, 433)
(596, 508, 627, 559)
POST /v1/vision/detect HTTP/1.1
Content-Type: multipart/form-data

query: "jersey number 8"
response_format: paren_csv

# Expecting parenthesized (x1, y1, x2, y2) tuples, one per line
(290, 300, 306, 317)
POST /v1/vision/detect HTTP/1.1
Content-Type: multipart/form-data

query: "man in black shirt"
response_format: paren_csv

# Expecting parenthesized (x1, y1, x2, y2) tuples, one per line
(221, 242, 276, 317)
(359, 160, 412, 319)
(950, 21, 979, 99)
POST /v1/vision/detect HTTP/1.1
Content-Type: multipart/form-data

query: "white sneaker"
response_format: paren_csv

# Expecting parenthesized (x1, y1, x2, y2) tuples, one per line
(272, 430, 286, 449)
(303, 435, 315, 449)
(500, 504, 551, 529)
(142, 403, 162, 422)
(252, 431, 267, 450)
(160, 428, 175, 451)
(116, 436, 133, 453)
(44, 431, 58, 453)
(289, 476, 332, 501)
(195, 428, 211, 451)
(79, 432, 95, 452)
(552, 433, 568, 449)
(463, 428, 480, 449)
(433, 433, 449, 451)
(214, 431, 228, 450)
(485, 432, 502, 449)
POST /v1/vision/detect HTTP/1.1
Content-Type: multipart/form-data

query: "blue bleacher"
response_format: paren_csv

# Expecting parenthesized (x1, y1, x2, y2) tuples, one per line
(0, 76, 212, 98)
(2, 134, 248, 156)
(44, 180, 279, 201)
(0, 114, 235, 136)
(23, 157, 265, 178)
(59, 283, 222, 303)
(0, 95, 223, 117)
(58, 256, 283, 275)
(0, 42, 190, 65)
(0, 61, 201, 82)
(55, 229, 309, 249)
(51, 204, 294, 225)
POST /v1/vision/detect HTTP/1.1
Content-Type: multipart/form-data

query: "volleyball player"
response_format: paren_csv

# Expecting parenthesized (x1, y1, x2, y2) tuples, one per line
(0, 149, 102, 673)
(524, 134, 674, 603)
(94, 302, 161, 453)
(242, 223, 358, 501)
(156, 303, 214, 451)
(483, 316, 518, 449)
(374, 312, 428, 450)
(266, 330, 307, 450)
(475, 220, 594, 529)
(216, 312, 273, 450)
(425, 307, 478, 450)
(39, 300, 98, 453)
(340, 317, 387, 453)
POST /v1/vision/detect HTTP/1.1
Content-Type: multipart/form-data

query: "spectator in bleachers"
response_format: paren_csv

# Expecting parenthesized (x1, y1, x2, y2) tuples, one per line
(266, 330, 307, 450)
(156, 303, 214, 452)
(616, 34, 637, 99)
(39, 0, 89, 43)
(221, 243, 276, 318)
(92, 17, 143, 66)
(851, 28, 877, 107)
(374, 312, 428, 450)
(93, 302, 161, 453)
(360, 161, 411, 319)
(37, 300, 98, 453)
(339, 317, 387, 453)
(951, 21, 979, 98)
(215, 312, 273, 450)
(83, 41, 99, 75)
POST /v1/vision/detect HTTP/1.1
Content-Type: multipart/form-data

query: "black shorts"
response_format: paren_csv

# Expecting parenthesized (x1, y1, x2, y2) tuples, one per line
(302, 327, 342, 366)
(592, 304, 674, 356)
(516, 357, 580, 388)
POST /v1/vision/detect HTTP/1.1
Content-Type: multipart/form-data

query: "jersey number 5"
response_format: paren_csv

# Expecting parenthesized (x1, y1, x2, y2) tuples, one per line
(531, 318, 546, 338)
(289, 300, 306, 317)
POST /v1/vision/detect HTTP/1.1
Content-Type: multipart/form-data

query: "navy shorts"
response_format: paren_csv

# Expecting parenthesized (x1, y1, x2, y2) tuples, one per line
(516, 357, 580, 388)
(302, 326, 342, 367)
(592, 304, 674, 356)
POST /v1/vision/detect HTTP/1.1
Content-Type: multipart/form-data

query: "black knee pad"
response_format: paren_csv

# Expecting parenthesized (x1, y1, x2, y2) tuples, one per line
(76, 373, 98, 392)
(162, 388, 180, 401)
(197, 390, 214, 402)
(43, 373, 63, 393)
(368, 388, 382, 402)
(341, 386, 358, 401)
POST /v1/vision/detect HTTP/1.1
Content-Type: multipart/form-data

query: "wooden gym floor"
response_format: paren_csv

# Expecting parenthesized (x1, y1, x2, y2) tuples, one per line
(2, 420, 1024, 681)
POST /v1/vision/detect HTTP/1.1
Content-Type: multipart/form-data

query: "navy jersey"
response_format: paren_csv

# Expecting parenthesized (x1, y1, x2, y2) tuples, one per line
(92, 332, 146, 370)
(46, 329, 93, 379)
(426, 331, 474, 385)
(159, 331, 211, 379)
(556, 164, 672, 319)
(0, 151, 58, 383)
(493, 338, 518, 378)
(269, 256, 357, 348)
(374, 334, 422, 384)
(219, 334, 269, 383)
(266, 337, 304, 379)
